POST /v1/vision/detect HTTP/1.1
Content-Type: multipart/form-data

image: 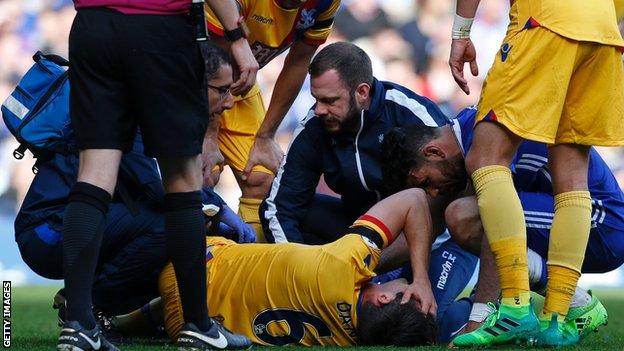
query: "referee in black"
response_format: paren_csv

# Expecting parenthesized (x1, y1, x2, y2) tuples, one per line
(58, 1, 258, 350)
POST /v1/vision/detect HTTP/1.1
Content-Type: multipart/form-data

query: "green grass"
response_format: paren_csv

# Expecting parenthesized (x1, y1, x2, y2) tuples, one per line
(7, 286, 624, 350)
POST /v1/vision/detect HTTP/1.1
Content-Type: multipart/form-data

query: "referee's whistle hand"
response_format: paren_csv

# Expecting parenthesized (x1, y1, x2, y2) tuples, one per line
(230, 39, 259, 96)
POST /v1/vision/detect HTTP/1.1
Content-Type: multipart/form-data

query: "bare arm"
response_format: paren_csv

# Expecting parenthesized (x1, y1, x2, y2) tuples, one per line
(204, 0, 241, 29)
(449, 0, 481, 94)
(258, 42, 318, 139)
(242, 42, 319, 176)
(376, 233, 409, 273)
(201, 115, 224, 187)
(376, 192, 450, 273)
(456, 0, 481, 17)
(364, 189, 436, 315)
(205, 0, 258, 95)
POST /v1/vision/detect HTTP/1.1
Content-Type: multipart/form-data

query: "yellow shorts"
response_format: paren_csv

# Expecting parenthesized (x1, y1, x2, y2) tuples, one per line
(477, 22, 624, 145)
(218, 83, 273, 174)
(616, 0, 624, 22)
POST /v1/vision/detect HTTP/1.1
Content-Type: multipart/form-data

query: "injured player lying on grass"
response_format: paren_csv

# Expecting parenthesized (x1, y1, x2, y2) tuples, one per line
(101, 182, 607, 348)
(103, 188, 479, 346)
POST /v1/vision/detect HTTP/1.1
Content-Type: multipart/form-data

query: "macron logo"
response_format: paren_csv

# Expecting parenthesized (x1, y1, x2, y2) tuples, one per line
(436, 251, 456, 290)
(252, 14, 274, 25)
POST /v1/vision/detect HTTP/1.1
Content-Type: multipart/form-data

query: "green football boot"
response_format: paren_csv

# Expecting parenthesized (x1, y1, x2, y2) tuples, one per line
(452, 302, 540, 347)
(535, 313, 580, 347)
(565, 290, 608, 340)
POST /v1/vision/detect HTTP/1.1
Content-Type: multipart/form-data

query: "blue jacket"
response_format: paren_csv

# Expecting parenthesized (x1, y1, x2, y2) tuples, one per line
(15, 135, 224, 238)
(262, 78, 449, 243)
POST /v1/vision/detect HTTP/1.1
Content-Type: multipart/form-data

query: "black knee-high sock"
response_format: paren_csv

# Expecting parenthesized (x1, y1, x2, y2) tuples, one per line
(62, 182, 111, 329)
(164, 191, 209, 331)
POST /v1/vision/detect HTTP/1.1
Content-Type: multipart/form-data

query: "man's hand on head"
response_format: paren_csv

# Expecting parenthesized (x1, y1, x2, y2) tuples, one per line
(401, 279, 437, 317)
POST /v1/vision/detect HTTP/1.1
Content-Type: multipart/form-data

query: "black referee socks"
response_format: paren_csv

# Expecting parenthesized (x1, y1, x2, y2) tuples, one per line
(62, 182, 112, 329)
(164, 191, 210, 331)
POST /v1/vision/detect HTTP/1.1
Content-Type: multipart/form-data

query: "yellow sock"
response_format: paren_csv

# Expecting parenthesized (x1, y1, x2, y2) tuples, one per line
(472, 165, 530, 307)
(490, 238, 532, 307)
(238, 197, 266, 243)
(542, 191, 591, 321)
(542, 266, 581, 321)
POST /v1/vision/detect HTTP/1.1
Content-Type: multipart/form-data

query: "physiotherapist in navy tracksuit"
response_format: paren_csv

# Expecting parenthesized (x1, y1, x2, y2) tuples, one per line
(14, 135, 252, 316)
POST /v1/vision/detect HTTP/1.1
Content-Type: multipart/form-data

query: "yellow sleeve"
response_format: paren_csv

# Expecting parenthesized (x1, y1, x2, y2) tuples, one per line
(303, 0, 340, 45)
(158, 262, 184, 341)
(349, 214, 394, 250)
(322, 234, 382, 277)
(204, 0, 245, 36)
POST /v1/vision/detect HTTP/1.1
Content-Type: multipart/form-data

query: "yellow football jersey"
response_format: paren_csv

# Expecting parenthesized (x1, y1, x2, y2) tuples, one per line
(160, 215, 394, 346)
(205, 0, 340, 68)
(511, 0, 624, 46)
(615, 0, 624, 21)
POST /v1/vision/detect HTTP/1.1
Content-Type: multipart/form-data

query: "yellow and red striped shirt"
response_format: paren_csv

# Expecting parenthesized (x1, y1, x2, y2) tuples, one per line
(205, 0, 340, 68)
(160, 215, 391, 346)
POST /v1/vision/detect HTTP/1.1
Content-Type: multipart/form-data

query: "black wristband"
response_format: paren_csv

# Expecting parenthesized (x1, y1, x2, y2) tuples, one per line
(224, 27, 246, 42)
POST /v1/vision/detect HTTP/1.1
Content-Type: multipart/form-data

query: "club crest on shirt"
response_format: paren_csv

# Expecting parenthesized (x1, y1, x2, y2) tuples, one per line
(296, 9, 317, 30)
(501, 43, 512, 62)
(205, 245, 214, 262)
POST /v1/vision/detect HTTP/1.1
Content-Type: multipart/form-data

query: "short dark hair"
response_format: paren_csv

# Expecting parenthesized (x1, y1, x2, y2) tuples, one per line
(357, 293, 437, 346)
(200, 42, 232, 80)
(309, 42, 373, 91)
(380, 125, 441, 196)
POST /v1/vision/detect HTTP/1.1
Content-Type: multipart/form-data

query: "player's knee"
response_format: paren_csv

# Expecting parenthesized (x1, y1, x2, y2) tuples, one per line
(464, 148, 504, 176)
(465, 123, 519, 175)
(240, 171, 274, 199)
(445, 197, 479, 246)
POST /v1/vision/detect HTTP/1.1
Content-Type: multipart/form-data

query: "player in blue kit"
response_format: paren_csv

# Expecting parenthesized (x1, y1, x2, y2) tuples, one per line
(380, 106, 624, 344)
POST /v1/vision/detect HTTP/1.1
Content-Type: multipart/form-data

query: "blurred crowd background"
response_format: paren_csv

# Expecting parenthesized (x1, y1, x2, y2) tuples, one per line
(1, 0, 623, 286)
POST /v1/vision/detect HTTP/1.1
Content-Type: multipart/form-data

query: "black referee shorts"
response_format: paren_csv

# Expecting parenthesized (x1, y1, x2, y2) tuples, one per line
(69, 7, 208, 158)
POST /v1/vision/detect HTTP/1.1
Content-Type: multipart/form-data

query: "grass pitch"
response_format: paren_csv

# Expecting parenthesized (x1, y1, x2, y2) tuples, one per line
(7, 286, 624, 350)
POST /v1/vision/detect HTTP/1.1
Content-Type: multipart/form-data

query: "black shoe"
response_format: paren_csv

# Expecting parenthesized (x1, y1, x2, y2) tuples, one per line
(57, 320, 119, 351)
(52, 288, 67, 327)
(53, 289, 123, 344)
(177, 321, 252, 350)
(93, 308, 124, 344)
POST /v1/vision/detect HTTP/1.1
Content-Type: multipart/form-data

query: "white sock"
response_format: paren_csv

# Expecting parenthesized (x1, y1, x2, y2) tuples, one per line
(469, 302, 496, 323)
(570, 286, 592, 308)
(527, 248, 543, 285)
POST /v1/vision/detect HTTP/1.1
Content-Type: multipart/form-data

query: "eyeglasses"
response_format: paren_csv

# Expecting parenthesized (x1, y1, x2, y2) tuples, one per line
(207, 84, 231, 100)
